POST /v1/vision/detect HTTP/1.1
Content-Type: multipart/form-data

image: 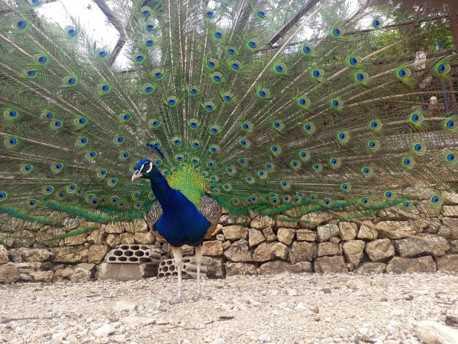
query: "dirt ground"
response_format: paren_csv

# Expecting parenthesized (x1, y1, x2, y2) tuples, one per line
(0, 273, 457, 344)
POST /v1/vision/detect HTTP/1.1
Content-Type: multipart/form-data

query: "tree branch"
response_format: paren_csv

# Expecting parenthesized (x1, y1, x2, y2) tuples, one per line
(267, 0, 320, 47)
(93, 0, 127, 66)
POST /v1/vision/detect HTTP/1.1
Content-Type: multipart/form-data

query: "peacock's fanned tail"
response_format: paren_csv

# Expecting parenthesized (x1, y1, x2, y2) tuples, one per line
(0, 0, 456, 230)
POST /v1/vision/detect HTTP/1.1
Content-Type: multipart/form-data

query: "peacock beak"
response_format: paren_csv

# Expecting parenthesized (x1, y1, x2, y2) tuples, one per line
(131, 171, 142, 182)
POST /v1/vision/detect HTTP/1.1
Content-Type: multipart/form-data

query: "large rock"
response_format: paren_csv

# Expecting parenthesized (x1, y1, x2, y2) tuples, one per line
(202, 257, 225, 279)
(250, 216, 274, 229)
(277, 228, 295, 245)
(86, 229, 104, 244)
(222, 225, 248, 241)
(219, 214, 250, 226)
(339, 222, 358, 241)
(106, 234, 121, 248)
(375, 221, 416, 239)
(225, 262, 257, 276)
(134, 231, 155, 244)
(439, 218, 458, 240)
(317, 224, 339, 242)
(28, 270, 53, 283)
(258, 260, 312, 274)
(444, 192, 458, 204)
(275, 216, 299, 228)
(224, 240, 252, 262)
(290, 242, 317, 263)
(18, 248, 53, 262)
(299, 212, 333, 229)
(119, 233, 135, 244)
(248, 228, 265, 247)
(314, 256, 348, 273)
(442, 206, 458, 217)
(395, 235, 449, 257)
(450, 240, 458, 254)
(356, 262, 386, 274)
(71, 263, 95, 282)
(262, 227, 276, 242)
(53, 246, 88, 263)
(317, 242, 341, 257)
(53, 266, 75, 281)
(272, 242, 289, 260)
(357, 221, 378, 240)
(103, 223, 124, 234)
(0, 263, 19, 283)
(296, 229, 316, 242)
(87, 245, 109, 264)
(64, 233, 88, 246)
(386, 256, 436, 273)
(253, 243, 274, 262)
(343, 240, 365, 268)
(437, 255, 458, 273)
(201, 240, 223, 257)
(366, 239, 395, 261)
(0, 245, 9, 264)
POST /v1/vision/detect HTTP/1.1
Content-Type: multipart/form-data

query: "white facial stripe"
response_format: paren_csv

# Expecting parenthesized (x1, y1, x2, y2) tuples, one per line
(146, 162, 153, 173)
(139, 163, 146, 173)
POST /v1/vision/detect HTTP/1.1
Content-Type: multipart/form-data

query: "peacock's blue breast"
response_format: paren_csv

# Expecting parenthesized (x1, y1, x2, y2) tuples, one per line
(153, 190, 211, 247)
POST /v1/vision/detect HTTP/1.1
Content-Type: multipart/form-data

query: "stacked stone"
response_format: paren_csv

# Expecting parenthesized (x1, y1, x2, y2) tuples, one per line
(0, 191, 458, 283)
(0, 219, 156, 283)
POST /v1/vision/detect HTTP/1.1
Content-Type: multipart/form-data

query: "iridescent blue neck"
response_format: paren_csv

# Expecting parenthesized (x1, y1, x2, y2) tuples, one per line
(146, 168, 173, 207)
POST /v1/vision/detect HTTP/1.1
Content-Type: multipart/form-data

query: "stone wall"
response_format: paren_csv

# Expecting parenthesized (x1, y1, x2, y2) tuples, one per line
(1, 193, 458, 283)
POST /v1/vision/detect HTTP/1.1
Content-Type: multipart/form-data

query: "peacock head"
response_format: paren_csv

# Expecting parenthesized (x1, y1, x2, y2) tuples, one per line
(131, 143, 165, 182)
(131, 159, 154, 182)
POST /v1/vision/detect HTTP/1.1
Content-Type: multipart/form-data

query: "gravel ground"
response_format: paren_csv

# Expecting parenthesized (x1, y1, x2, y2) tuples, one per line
(0, 273, 457, 344)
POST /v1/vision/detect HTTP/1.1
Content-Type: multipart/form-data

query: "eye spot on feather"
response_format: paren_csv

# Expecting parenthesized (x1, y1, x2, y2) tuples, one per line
(256, 10, 266, 18)
(189, 86, 199, 96)
(16, 19, 28, 31)
(247, 40, 257, 49)
(26, 69, 38, 78)
(135, 54, 145, 64)
(97, 49, 109, 58)
(65, 26, 78, 38)
(21, 164, 33, 174)
(372, 18, 382, 28)
(356, 72, 365, 81)
(227, 47, 237, 56)
(302, 45, 312, 55)
(145, 24, 155, 32)
(0, 191, 7, 201)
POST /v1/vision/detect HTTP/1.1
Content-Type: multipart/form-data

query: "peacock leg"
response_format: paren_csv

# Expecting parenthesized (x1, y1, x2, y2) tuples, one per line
(195, 245, 203, 297)
(171, 246, 183, 301)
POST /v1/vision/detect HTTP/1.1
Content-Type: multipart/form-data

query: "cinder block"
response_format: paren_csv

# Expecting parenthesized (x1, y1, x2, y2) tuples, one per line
(97, 262, 158, 281)
(105, 245, 161, 264)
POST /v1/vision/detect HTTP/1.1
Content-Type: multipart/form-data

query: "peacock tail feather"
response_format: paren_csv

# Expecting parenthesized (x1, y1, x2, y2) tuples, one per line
(0, 0, 457, 230)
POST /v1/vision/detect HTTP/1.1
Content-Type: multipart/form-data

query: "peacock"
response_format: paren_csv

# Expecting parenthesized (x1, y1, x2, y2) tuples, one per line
(0, 0, 457, 300)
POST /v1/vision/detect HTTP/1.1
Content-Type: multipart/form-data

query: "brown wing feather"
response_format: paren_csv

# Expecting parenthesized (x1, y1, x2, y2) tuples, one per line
(199, 196, 222, 239)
